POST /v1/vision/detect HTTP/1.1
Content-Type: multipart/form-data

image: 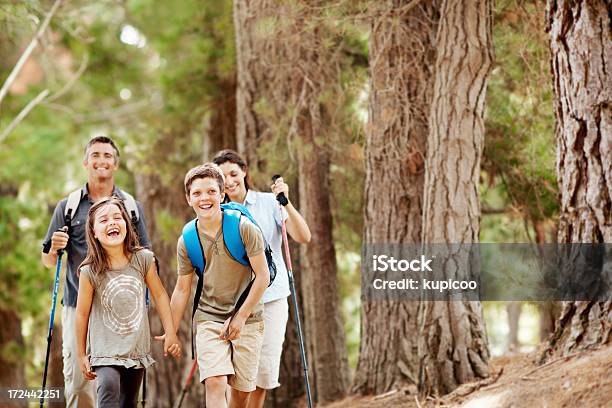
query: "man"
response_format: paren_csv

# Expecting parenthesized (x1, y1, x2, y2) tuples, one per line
(41, 136, 150, 407)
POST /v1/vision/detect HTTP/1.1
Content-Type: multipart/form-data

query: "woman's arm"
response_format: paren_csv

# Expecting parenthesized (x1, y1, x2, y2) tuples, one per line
(75, 272, 96, 380)
(270, 178, 311, 243)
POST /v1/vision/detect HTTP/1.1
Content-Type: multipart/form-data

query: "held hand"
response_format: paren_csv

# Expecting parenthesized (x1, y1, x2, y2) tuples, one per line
(51, 226, 69, 253)
(78, 355, 96, 381)
(154, 333, 165, 342)
(164, 333, 182, 359)
(270, 177, 289, 201)
(220, 314, 247, 341)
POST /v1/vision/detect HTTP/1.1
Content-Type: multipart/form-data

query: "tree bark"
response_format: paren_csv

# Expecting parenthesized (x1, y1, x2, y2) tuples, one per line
(540, 0, 611, 361)
(352, 0, 439, 395)
(418, 0, 493, 396)
(0, 308, 26, 406)
(234, 0, 350, 403)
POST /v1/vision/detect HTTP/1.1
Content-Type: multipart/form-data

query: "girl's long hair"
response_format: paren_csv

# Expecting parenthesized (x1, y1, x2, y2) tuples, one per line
(79, 196, 142, 279)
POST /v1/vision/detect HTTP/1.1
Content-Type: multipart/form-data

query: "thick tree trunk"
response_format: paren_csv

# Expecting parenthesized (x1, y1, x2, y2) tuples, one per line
(0, 308, 26, 406)
(234, 0, 350, 403)
(298, 139, 350, 403)
(203, 77, 237, 160)
(419, 0, 493, 396)
(540, 0, 611, 361)
(352, 1, 439, 395)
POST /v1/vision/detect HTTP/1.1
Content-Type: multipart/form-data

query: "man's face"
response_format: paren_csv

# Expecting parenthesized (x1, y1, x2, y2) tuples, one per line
(83, 142, 118, 180)
(186, 177, 223, 221)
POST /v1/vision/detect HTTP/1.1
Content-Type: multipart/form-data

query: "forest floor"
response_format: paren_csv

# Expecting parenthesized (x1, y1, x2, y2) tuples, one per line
(324, 345, 612, 408)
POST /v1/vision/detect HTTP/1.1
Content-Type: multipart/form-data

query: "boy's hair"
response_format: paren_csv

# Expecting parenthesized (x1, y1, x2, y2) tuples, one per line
(79, 196, 142, 279)
(212, 149, 251, 191)
(184, 163, 225, 196)
(84, 135, 120, 163)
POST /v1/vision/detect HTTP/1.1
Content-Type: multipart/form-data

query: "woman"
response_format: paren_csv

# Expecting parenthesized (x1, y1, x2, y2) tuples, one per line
(213, 150, 311, 408)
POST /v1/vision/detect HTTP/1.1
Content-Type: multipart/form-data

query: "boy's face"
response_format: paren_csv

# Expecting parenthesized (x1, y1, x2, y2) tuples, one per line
(186, 177, 223, 221)
(83, 142, 119, 181)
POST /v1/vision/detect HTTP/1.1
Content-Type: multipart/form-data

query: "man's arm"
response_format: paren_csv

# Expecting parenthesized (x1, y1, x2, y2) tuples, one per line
(42, 201, 69, 268)
(135, 201, 151, 248)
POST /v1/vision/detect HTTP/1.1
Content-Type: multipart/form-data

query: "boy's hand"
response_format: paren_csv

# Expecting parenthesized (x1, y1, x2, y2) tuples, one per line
(78, 355, 96, 381)
(164, 333, 182, 359)
(220, 314, 247, 341)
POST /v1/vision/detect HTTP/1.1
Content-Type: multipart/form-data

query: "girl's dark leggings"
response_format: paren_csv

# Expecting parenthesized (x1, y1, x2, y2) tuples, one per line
(94, 365, 144, 408)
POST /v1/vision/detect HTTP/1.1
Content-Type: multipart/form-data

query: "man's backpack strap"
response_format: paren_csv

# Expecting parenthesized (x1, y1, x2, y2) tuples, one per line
(117, 189, 139, 224)
(64, 189, 83, 227)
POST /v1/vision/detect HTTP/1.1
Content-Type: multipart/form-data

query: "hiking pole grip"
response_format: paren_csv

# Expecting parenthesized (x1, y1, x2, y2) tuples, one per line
(271, 175, 289, 206)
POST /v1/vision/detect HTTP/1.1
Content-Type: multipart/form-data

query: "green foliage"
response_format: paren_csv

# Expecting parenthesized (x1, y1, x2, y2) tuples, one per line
(485, 1, 558, 228)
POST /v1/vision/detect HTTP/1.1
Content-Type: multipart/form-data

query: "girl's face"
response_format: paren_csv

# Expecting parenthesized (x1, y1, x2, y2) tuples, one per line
(218, 162, 247, 201)
(93, 203, 127, 248)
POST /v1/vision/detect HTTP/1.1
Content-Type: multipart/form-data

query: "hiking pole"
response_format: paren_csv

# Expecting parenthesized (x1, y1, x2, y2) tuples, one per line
(174, 359, 198, 408)
(272, 175, 313, 408)
(40, 248, 63, 408)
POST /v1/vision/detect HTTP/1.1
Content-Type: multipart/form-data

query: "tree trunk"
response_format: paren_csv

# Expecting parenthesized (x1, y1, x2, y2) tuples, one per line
(0, 308, 26, 406)
(418, 0, 493, 396)
(540, 0, 611, 361)
(202, 77, 238, 160)
(298, 140, 349, 403)
(352, 0, 439, 395)
(233, 0, 350, 403)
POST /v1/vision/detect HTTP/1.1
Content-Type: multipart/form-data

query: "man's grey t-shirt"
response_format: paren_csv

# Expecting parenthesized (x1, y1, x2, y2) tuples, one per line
(80, 249, 155, 369)
(42, 184, 150, 307)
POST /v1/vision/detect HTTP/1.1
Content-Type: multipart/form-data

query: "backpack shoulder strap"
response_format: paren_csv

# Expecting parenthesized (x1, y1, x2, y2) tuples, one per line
(64, 189, 83, 225)
(182, 219, 205, 277)
(117, 188, 139, 224)
(222, 209, 250, 267)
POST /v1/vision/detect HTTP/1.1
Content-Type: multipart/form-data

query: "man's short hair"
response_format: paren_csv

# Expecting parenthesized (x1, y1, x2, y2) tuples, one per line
(184, 163, 225, 195)
(84, 136, 120, 163)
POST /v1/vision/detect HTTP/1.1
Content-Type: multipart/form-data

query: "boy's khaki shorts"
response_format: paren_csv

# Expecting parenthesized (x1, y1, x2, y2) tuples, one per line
(196, 320, 264, 392)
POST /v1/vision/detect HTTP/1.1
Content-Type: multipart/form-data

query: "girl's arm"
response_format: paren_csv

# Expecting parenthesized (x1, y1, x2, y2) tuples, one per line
(75, 272, 96, 380)
(145, 261, 182, 358)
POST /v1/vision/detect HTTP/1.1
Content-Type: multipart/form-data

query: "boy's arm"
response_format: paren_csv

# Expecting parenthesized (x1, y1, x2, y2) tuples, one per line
(145, 261, 181, 358)
(75, 272, 96, 380)
(223, 252, 269, 340)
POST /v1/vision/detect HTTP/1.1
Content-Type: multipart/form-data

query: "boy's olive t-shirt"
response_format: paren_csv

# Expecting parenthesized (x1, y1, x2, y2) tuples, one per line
(81, 248, 155, 369)
(177, 215, 264, 324)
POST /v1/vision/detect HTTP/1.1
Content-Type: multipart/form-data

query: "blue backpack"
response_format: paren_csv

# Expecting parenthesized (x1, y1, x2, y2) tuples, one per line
(182, 202, 277, 322)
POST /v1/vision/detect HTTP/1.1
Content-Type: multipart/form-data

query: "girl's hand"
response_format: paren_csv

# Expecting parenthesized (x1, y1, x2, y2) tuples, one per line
(164, 333, 182, 359)
(220, 314, 246, 341)
(78, 355, 96, 381)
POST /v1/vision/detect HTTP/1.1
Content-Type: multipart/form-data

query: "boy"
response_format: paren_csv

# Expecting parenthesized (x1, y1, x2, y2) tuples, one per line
(168, 163, 269, 408)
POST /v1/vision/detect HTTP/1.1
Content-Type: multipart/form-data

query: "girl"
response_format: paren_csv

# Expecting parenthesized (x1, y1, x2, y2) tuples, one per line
(75, 196, 181, 408)
(212, 150, 311, 408)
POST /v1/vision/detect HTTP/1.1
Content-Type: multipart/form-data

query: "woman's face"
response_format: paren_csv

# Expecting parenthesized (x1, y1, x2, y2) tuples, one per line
(218, 162, 247, 201)
(93, 203, 127, 248)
